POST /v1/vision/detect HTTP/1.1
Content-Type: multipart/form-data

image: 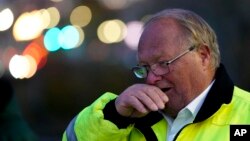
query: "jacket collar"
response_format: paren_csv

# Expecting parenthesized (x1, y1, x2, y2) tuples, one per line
(193, 64, 234, 122)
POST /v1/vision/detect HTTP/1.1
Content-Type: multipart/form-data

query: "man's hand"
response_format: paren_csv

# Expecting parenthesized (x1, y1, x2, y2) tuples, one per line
(115, 84, 169, 118)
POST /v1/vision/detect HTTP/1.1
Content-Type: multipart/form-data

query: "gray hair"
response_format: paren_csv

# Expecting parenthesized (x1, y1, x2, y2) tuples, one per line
(145, 8, 220, 68)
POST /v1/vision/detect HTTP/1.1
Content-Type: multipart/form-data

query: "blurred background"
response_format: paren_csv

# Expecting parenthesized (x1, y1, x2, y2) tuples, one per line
(0, 0, 250, 140)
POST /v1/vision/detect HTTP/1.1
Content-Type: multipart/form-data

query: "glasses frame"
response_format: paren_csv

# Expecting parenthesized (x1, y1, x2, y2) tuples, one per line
(132, 46, 196, 79)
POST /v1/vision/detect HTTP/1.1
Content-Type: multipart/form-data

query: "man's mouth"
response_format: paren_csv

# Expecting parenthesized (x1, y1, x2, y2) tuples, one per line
(161, 88, 171, 93)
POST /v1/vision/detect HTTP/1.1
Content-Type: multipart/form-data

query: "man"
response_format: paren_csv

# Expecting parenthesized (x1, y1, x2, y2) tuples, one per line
(63, 8, 250, 141)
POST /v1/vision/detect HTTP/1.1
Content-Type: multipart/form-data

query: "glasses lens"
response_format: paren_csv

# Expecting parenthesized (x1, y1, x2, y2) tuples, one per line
(132, 66, 147, 78)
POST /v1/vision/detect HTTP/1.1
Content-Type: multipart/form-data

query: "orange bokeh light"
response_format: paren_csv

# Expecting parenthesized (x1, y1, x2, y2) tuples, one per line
(23, 36, 49, 69)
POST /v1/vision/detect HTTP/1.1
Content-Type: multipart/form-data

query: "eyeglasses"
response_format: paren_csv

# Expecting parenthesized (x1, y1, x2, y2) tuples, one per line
(132, 46, 196, 79)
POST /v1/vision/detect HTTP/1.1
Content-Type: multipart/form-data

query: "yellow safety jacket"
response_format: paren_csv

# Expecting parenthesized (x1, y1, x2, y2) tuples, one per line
(62, 65, 250, 141)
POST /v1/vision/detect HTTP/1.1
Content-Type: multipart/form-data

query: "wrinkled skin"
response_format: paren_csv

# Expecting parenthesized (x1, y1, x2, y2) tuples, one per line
(115, 18, 215, 118)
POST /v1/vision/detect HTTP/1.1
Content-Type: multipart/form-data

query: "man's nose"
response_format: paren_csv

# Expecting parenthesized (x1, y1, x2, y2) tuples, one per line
(146, 70, 163, 85)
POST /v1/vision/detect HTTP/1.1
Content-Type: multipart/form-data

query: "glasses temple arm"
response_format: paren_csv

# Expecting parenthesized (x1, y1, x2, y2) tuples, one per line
(168, 45, 196, 64)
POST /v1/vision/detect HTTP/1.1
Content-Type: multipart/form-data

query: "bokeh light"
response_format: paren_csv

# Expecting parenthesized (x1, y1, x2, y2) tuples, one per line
(23, 55, 37, 78)
(59, 25, 83, 50)
(9, 54, 33, 79)
(44, 27, 61, 51)
(46, 7, 60, 28)
(23, 36, 48, 70)
(124, 21, 144, 50)
(97, 0, 143, 10)
(74, 26, 85, 47)
(39, 9, 51, 29)
(50, 0, 63, 2)
(97, 0, 128, 10)
(13, 10, 48, 41)
(0, 8, 14, 31)
(44, 25, 84, 51)
(97, 19, 127, 44)
(70, 6, 92, 27)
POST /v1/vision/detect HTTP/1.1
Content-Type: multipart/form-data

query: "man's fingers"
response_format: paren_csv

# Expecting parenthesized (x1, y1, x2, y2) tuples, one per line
(143, 86, 169, 109)
(115, 84, 169, 118)
(135, 92, 159, 111)
(129, 95, 149, 114)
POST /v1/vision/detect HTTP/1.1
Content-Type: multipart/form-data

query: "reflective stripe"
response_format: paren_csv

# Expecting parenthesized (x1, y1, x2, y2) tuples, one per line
(66, 116, 78, 141)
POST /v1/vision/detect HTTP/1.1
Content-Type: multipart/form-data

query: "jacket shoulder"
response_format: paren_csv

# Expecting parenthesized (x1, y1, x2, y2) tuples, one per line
(233, 86, 250, 103)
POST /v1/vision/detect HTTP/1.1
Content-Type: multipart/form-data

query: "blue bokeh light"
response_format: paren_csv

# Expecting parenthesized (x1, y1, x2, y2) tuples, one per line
(44, 27, 61, 52)
(60, 25, 80, 50)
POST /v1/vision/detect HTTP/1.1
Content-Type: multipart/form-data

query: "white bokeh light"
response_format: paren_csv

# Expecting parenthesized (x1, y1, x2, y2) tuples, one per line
(9, 55, 30, 79)
(0, 8, 14, 31)
(124, 21, 144, 50)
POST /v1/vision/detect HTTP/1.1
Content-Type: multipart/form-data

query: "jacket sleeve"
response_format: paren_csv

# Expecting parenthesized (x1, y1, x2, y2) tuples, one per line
(62, 92, 134, 141)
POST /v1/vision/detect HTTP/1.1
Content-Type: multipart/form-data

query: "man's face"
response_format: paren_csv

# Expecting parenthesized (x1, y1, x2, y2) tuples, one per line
(137, 19, 208, 116)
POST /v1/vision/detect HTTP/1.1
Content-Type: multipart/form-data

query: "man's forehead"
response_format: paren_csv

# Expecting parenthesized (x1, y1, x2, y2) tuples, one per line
(137, 45, 172, 64)
(137, 41, 186, 64)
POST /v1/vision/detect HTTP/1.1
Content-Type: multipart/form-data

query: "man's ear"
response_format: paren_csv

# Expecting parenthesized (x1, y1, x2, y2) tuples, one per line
(197, 44, 211, 67)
